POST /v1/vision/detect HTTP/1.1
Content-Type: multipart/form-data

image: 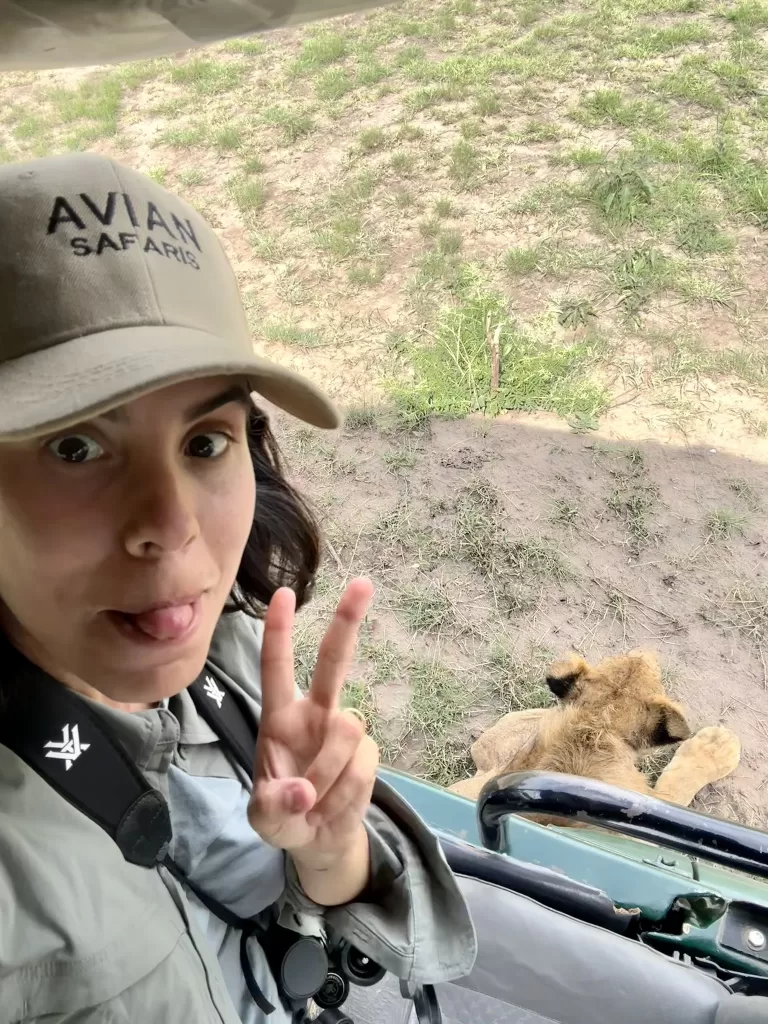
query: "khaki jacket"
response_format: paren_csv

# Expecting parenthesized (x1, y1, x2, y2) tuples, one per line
(0, 611, 476, 1023)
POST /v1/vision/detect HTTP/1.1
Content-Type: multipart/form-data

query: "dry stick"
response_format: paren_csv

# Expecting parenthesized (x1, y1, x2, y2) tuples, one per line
(590, 575, 684, 626)
(342, 522, 366, 588)
(325, 539, 345, 573)
(606, 389, 641, 411)
(490, 323, 502, 394)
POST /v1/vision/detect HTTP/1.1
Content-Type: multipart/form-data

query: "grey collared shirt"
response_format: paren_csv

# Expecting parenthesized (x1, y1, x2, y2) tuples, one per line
(0, 610, 476, 1023)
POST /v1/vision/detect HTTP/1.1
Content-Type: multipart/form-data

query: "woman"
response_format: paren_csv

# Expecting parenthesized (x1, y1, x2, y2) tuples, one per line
(0, 152, 476, 1023)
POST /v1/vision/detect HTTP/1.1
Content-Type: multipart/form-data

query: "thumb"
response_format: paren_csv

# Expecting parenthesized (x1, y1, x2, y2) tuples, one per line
(248, 777, 316, 840)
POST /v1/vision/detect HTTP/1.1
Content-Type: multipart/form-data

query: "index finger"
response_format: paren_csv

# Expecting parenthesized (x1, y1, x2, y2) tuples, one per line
(260, 586, 298, 717)
(309, 577, 374, 711)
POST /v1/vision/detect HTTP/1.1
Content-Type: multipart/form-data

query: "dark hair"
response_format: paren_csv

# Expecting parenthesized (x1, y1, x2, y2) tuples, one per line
(228, 409, 321, 616)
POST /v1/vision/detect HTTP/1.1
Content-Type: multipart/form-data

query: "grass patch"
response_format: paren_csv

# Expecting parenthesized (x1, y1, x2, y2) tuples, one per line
(262, 319, 326, 348)
(605, 449, 659, 550)
(556, 297, 598, 330)
(675, 213, 734, 255)
(449, 140, 480, 187)
(345, 406, 378, 430)
(704, 581, 768, 648)
(213, 123, 243, 151)
(359, 126, 388, 151)
(316, 68, 355, 101)
(639, 745, 678, 785)
(474, 91, 502, 116)
(398, 582, 455, 633)
(574, 88, 666, 129)
(724, 1, 768, 28)
(588, 163, 653, 224)
(704, 508, 747, 541)
(49, 75, 123, 138)
(227, 175, 266, 221)
(295, 31, 347, 70)
(159, 124, 207, 148)
(407, 659, 473, 786)
(661, 64, 725, 110)
(221, 37, 267, 55)
(436, 229, 463, 254)
(620, 22, 713, 58)
(611, 245, 672, 324)
(551, 499, 580, 525)
(348, 260, 388, 286)
(168, 58, 247, 95)
(177, 168, 206, 186)
(391, 150, 418, 175)
(450, 479, 572, 614)
(486, 647, 554, 712)
(262, 105, 315, 142)
(314, 214, 364, 259)
(741, 411, 768, 437)
(510, 120, 563, 144)
(391, 292, 608, 422)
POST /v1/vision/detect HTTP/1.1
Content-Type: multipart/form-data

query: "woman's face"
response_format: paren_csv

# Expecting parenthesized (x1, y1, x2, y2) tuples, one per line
(0, 376, 256, 706)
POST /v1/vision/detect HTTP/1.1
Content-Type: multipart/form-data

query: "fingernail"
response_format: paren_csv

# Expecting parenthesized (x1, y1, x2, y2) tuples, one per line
(285, 784, 304, 815)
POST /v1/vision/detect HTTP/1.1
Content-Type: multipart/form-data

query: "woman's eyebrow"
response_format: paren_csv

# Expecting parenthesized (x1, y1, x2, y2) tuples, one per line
(184, 385, 253, 422)
(96, 385, 252, 427)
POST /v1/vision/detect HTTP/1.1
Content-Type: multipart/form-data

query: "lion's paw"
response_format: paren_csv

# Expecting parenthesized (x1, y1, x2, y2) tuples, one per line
(654, 726, 740, 806)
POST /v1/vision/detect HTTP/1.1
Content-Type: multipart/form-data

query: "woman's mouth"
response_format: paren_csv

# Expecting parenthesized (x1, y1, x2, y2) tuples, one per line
(106, 597, 203, 645)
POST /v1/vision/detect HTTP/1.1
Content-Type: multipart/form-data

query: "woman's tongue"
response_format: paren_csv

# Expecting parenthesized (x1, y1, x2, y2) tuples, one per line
(128, 604, 194, 640)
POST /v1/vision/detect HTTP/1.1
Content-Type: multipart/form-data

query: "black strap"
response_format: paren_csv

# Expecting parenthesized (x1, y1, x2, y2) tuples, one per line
(0, 645, 284, 1016)
(188, 664, 257, 775)
(0, 649, 171, 867)
(163, 855, 277, 1016)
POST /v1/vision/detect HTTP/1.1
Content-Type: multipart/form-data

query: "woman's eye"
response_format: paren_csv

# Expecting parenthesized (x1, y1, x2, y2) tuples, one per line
(186, 432, 230, 459)
(47, 434, 104, 464)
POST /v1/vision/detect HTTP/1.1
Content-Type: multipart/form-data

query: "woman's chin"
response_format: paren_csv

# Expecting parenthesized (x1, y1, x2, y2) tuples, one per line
(85, 631, 214, 708)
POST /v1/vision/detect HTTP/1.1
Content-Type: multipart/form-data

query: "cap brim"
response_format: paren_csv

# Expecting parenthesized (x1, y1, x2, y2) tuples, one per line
(0, 325, 341, 440)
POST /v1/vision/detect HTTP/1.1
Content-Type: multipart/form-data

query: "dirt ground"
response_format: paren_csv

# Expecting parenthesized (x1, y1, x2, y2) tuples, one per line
(1, 0, 767, 824)
(272, 401, 768, 827)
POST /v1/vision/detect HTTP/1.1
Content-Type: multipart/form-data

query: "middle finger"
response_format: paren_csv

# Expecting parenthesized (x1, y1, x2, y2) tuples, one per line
(304, 709, 366, 801)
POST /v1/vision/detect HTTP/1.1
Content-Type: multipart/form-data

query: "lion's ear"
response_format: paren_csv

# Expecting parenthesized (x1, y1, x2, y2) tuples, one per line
(648, 697, 691, 746)
(546, 654, 588, 700)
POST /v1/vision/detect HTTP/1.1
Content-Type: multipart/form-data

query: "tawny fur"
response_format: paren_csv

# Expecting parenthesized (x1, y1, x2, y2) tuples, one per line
(449, 650, 740, 822)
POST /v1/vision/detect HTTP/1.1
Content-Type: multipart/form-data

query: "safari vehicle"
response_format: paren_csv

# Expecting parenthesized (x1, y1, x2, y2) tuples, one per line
(4, 4, 768, 1023)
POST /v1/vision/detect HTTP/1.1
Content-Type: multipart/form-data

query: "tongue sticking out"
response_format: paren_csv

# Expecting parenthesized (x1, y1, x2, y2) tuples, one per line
(130, 604, 195, 641)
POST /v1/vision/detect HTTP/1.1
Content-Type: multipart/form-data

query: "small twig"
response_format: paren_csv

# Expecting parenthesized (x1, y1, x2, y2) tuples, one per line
(342, 523, 366, 587)
(324, 539, 344, 573)
(606, 389, 641, 411)
(590, 575, 683, 626)
(490, 324, 501, 393)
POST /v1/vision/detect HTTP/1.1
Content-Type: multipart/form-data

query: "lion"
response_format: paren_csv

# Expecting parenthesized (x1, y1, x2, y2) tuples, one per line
(448, 650, 741, 818)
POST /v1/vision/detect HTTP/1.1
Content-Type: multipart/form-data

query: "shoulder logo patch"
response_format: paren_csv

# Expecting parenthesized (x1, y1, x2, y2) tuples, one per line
(44, 723, 90, 771)
(204, 675, 225, 709)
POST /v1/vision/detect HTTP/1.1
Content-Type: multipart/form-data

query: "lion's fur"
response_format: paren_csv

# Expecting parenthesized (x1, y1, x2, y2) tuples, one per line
(448, 650, 741, 817)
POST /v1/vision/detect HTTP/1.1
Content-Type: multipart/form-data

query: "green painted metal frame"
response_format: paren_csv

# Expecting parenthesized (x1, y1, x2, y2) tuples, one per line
(379, 766, 768, 978)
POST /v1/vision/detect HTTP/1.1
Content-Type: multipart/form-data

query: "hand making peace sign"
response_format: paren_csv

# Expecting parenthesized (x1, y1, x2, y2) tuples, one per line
(248, 577, 379, 871)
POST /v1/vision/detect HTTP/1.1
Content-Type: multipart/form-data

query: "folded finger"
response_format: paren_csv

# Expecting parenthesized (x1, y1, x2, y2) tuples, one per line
(304, 710, 366, 802)
(248, 776, 316, 843)
(309, 578, 374, 712)
(307, 735, 378, 826)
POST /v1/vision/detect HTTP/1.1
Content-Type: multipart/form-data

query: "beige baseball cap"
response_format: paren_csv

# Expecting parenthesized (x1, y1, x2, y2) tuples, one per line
(0, 152, 340, 440)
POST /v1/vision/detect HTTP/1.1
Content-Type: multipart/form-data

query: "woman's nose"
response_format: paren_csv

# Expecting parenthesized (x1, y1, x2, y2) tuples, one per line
(121, 462, 199, 558)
